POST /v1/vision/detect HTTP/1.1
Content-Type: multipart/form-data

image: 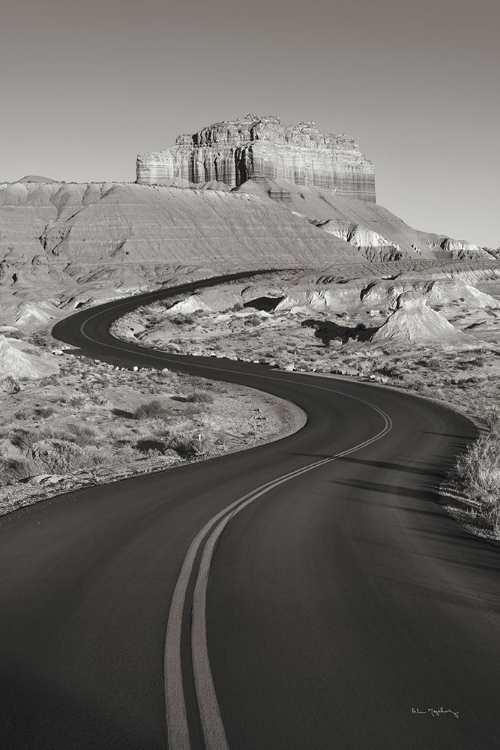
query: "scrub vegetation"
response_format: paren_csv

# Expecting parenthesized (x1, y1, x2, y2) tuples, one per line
(0, 348, 304, 515)
(114, 289, 500, 540)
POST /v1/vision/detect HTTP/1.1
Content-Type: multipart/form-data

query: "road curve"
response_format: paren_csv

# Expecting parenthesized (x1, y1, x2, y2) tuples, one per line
(0, 272, 499, 750)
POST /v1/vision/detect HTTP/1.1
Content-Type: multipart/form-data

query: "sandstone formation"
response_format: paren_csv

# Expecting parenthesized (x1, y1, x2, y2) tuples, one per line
(439, 238, 484, 259)
(0, 297, 59, 330)
(370, 294, 467, 345)
(275, 287, 362, 313)
(1, 175, 499, 329)
(164, 296, 211, 316)
(0, 335, 59, 379)
(137, 115, 376, 201)
(271, 277, 500, 317)
(360, 278, 500, 311)
(316, 220, 394, 248)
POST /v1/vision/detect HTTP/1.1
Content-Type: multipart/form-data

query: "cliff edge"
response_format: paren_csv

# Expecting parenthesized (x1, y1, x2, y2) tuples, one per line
(136, 114, 376, 201)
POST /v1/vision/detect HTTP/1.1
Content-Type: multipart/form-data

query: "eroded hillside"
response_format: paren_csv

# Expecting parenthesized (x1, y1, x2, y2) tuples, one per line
(0, 177, 498, 330)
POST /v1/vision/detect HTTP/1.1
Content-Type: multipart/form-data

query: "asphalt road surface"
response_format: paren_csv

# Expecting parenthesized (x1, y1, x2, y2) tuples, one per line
(0, 272, 499, 749)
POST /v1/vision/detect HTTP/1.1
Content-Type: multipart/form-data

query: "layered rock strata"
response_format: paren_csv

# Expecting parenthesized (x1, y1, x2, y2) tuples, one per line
(137, 114, 376, 201)
(371, 294, 467, 345)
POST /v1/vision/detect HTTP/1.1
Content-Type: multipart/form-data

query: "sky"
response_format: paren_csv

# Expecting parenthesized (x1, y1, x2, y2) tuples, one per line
(1, 0, 499, 247)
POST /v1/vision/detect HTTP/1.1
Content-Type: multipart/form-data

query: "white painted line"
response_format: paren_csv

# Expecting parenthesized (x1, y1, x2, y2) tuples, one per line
(164, 397, 390, 749)
(74, 298, 394, 749)
(190, 409, 392, 750)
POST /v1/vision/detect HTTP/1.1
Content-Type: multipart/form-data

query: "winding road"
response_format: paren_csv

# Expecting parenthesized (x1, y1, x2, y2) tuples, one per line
(0, 272, 499, 749)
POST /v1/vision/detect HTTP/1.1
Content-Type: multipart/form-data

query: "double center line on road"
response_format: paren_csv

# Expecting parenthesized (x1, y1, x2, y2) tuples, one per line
(75, 291, 393, 750)
(163, 392, 392, 750)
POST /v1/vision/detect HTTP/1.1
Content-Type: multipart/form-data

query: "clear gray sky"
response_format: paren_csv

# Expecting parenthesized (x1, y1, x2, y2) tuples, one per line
(1, 0, 499, 247)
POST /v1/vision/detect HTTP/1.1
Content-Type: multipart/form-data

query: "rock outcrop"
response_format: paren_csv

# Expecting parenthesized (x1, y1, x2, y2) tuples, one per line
(1, 175, 498, 329)
(235, 179, 479, 261)
(361, 278, 500, 311)
(0, 335, 59, 379)
(370, 294, 467, 345)
(439, 238, 486, 259)
(272, 277, 500, 317)
(137, 114, 376, 201)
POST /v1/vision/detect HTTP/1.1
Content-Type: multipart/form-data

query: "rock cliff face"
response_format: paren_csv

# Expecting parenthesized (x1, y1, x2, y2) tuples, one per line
(137, 114, 376, 201)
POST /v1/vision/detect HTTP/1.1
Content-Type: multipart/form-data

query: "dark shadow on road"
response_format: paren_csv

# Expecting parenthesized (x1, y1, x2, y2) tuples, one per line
(422, 430, 481, 439)
(336, 455, 453, 479)
(330, 478, 440, 504)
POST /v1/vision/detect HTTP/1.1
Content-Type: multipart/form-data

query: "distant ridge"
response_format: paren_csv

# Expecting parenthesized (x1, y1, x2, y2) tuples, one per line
(17, 175, 59, 184)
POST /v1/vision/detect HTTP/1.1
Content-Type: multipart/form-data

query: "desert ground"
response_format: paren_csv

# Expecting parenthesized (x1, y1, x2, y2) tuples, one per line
(112, 272, 500, 539)
(1, 161, 499, 748)
(0, 337, 304, 515)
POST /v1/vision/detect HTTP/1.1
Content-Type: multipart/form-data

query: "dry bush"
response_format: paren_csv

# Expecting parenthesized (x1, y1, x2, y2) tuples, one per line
(62, 423, 98, 446)
(34, 407, 56, 419)
(453, 434, 500, 531)
(10, 429, 39, 453)
(1, 376, 21, 394)
(67, 394, 88, 409)
(0, 457, 39, 485)
(30, 439, 86, 474)
(159, 429, 203, 459)
(170, 315, 196, 326)
(482, 407, 500, 437)
(135, 438, 168, 455)
(38, 376, 56, 388)
(13, 410, 30, 420)
(134, 400, 170, 420)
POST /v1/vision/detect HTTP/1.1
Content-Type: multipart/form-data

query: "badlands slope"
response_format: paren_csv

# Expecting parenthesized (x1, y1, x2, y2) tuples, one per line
(0, 180, 356, 269)
(0, 177, 498, 330)
(236, 179, 494, 261)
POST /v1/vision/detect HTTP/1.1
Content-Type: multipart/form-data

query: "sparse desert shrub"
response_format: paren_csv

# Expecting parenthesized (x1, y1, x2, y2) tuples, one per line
(170, 315, 196, 326)
(375, 365, 401, 379)
(134, 399, 170, 420)
(453, 434, 500, 531)
(28, 333, 52, 349)
(482, 408, 500, 436)
(80, 446, 106, 468)
(38, 376, 56, 388)
(1, 376, 21, 394)
(135, 438, 167, 455)
(10, 428, 39, 453)
(59, 422, 98, 447)
(161, 430, 203, 459)
(34, 407, 55, 419)
(80, 381, 95, 395)
(67, 394, 87, 408)
(29, 439, 86, 474)
(181, 404, 202, 418)
(13, 410, 29, 420)
(0, 457, 39, 485)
